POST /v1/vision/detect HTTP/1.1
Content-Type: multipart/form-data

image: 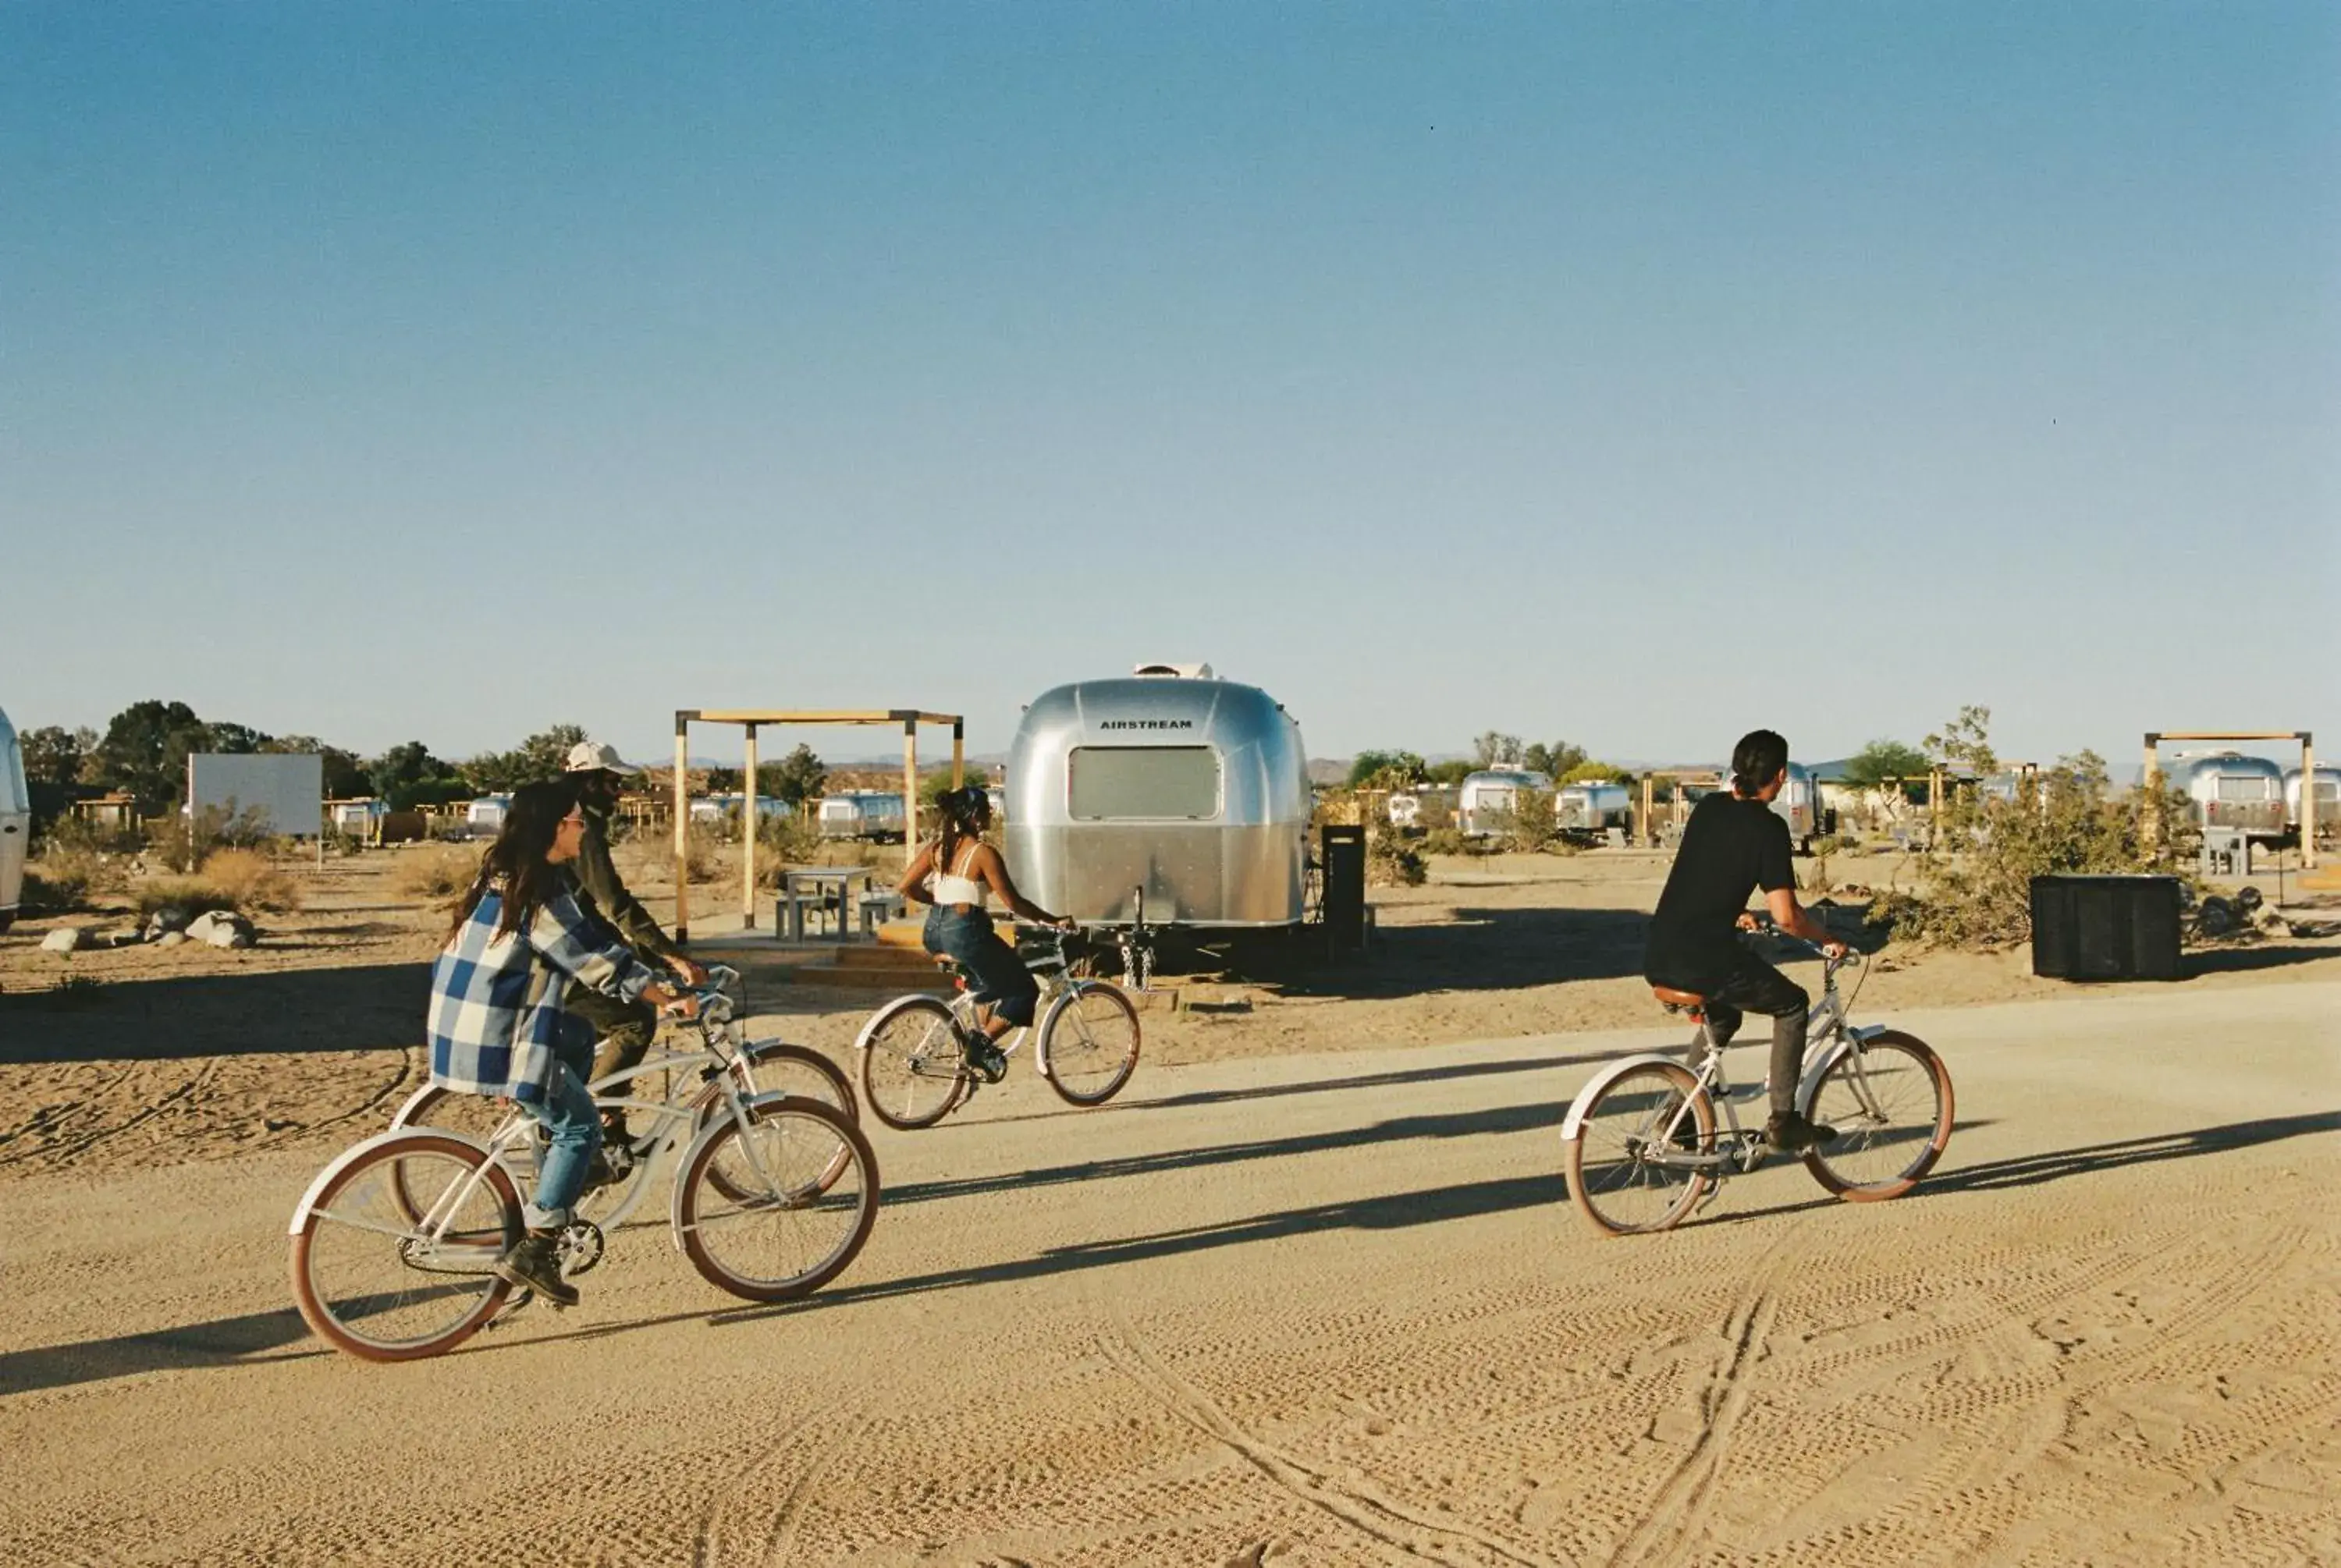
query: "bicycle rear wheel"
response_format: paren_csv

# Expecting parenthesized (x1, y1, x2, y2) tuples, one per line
(291, 1133, 522, 1362)
(1036, 982, 1141, 1106)
(677, 1096, 879, 1302)
(1563, 1062, 1716, 1236)
(858, 996, 968, 1130)
(1800, 1031, 1954, 1201)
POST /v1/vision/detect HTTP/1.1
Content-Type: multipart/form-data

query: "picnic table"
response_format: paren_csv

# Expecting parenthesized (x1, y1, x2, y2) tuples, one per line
(777, 867, 879, 942)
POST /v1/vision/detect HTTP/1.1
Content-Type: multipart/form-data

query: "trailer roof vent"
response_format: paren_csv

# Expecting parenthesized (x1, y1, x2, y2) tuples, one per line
(1133, 662, 1213, 679)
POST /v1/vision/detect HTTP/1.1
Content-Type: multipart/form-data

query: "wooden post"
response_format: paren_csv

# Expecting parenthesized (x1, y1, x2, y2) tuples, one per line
(673, 716, 691, 944)
(2303, 733, 2318, 870)
(2141, 735, 2161, 856)
(741, 722, 758, 929)
(1928, 766, 1945, 848)
(1639, 775, 1655, 847)
(951, 718, 964, 789)
(903, 719, 918, 850)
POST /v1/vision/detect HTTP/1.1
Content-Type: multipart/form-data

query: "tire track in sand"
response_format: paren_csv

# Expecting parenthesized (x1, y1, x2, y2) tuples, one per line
(1099, 1305, 1568, 1568)
(690, 1395, 853, 1568)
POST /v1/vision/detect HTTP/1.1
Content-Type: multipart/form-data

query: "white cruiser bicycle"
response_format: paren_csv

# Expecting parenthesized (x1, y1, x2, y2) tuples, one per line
(289, 967, 879, 1361)
(1560, 933, 1955, 1235)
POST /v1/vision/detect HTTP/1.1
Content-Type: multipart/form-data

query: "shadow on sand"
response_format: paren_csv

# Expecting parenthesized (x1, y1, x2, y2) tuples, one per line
(0, 963, 428, 1065)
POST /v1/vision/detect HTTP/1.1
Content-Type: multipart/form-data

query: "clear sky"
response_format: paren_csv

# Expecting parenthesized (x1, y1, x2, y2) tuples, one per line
(5, 3, 2335, 771)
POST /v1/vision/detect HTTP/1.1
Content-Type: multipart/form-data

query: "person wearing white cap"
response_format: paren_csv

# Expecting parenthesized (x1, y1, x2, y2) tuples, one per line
(562, 739, 709, 1158)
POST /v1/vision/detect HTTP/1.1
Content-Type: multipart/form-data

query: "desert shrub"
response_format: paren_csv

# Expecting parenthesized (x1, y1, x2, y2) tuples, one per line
(394, 844, 483, 901)
(753, 812, 825, 889)
(1800, 833, 1849, 898)
(1489, 792, 1560, 854)
(1367, 830, 1426, 888)
(1867, 737, 2183, 949)
(1418, 827, 1485, 857)
(133, 877, 241, 921)
(34, 814, 141, 857)
(683, 822, 727, 883)
(198, 847, 303, 913)
(22, 864, 91, 913)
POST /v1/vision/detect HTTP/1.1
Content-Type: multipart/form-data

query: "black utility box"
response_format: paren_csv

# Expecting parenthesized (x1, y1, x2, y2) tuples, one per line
(1319, 824, 1368, 952)
(2030, 874, 2182, 981)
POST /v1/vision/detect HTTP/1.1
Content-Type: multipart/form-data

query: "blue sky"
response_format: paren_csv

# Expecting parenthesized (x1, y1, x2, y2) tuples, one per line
(5, 3, 2335, 771)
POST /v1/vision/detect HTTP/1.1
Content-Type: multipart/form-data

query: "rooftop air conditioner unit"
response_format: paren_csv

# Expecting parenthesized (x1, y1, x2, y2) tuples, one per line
(1133, 662, 1213, 679)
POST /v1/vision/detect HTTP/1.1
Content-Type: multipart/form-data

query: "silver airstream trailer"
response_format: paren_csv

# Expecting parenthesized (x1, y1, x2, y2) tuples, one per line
(1458, 770, 1553, 838)
(1768, 761, 1824, 852)
(1003, 668, 1309, 928)
(2172, 752, 2287, 841)
(817, 791, 906, 843)
(0, 705, 27, 933)
(2284, 765, 2339, 837)
(1555, 779, 1632, 842)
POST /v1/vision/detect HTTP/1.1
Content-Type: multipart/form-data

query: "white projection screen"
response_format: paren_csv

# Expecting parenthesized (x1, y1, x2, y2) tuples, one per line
(187, 753, 325, 837)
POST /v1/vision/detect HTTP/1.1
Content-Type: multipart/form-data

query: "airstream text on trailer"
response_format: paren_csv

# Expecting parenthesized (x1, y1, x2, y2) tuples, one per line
(1458, 770, 1553, 839)
(0, 706, 27, 934)
(1004, 668, 1309, 928)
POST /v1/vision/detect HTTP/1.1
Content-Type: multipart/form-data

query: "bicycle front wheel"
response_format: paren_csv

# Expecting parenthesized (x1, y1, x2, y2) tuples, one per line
(677, 1096, 880, 1302)
(1037, 982, 1141, 1106)
(698, 1043, 858, 1201)
(1801, 1031, 1954, 1201)
(1563, 1062, 1716, 1236)
(858, 996, 968, 1130)
(291, 1133, 522, 1362)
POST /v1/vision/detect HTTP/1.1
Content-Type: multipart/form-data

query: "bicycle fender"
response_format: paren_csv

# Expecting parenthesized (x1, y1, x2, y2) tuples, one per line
(1558, 1052, 1697, 1142)
(288, 1126, 496, 1235)
(1792, 1026, 1892, 1112)
(1029, 982, 1092, 1080)
(385, 1080, 443, 1131)
(667, 1090, 801, 1252)
(851, 993, 949, 1055)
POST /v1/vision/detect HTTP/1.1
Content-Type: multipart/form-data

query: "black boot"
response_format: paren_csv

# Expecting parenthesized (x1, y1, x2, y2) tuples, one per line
(496, 1230, 579, 1307)
(1764, 1111, 1838, 1152)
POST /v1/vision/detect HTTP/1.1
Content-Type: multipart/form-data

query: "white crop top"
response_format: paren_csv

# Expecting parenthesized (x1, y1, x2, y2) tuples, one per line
(929, 843, 989, 907)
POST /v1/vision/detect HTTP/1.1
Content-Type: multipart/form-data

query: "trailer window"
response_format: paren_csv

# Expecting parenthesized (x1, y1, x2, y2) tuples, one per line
(2215, 777, 2275, 802)
(1068, 747, 1220, 820)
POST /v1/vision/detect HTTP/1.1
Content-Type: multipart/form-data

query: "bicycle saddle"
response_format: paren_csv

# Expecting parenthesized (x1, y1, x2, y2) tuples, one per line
(1650, 984, 1705, 1015)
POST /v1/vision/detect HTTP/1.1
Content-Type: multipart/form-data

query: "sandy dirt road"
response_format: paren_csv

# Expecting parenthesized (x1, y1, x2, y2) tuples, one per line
(2, 982, 2336, 1566)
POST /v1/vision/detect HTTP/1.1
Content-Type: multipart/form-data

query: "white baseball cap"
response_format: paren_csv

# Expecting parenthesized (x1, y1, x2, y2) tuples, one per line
(563, 740, 641, 775)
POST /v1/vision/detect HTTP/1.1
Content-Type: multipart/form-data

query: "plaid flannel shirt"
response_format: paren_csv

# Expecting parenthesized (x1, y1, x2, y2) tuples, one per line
(427, 879, 659, 1105)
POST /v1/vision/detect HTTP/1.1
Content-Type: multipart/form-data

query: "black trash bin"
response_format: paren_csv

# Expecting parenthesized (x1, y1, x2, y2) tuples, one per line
(2030, 874, 2181, 981)
(1320, 824, 1367, 953)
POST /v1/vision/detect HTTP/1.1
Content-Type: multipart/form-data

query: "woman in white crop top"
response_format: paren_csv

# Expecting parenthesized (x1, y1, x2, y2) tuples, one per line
(897, 786, 1075, 1080)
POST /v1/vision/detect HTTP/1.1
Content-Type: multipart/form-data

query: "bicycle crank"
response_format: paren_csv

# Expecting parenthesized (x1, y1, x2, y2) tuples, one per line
(559, 1219, 607, 1275)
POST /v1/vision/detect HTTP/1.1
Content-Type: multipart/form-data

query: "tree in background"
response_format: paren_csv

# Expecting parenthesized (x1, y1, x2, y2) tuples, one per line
(1842, 739, 1931, 791)
(1925, 706, 1998, 778)
(264, 735, 371, 799)
(1522, 739, 1590, 778)
(1424, 758, 1475, 786)
(761, 743, 828, 808)
(20, 726, 98, 790)
(462, 723, 588, 793)
(1558, 760, 1632, 786)
(370, 741, 468, 811)
(1472, 732, 1524, 768)
(93, 700, 210, 814)
(1347, 750, 1426, 789)
(202, 721, 272, 754)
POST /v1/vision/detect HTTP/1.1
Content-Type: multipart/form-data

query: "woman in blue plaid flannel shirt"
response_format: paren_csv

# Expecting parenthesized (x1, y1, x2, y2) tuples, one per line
(428, 779, 697, 1307)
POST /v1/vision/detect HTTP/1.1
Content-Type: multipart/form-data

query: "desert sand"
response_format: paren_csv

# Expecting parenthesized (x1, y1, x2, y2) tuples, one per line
(1, 847, 2336, 1564)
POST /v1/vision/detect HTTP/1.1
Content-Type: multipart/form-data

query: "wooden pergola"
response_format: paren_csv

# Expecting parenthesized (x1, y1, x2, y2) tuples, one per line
(2144, 729, 2317, 869)
(671, 708, 964, 943)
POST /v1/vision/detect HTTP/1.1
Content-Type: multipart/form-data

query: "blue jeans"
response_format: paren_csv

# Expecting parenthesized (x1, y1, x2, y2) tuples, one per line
(923, 906, 1039, 1027)
(519, 1050, 602, 1229)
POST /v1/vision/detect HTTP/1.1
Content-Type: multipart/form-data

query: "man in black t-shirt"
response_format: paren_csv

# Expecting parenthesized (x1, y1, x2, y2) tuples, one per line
(1644, 729, 1847, 1152)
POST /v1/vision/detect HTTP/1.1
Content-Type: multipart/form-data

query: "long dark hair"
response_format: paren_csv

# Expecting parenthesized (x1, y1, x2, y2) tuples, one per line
(449, 779, 580, 941)
(932, 786, 991, 878)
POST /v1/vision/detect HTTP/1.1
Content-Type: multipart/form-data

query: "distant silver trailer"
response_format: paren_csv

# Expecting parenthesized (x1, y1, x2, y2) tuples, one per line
(465, 794, 511, 837)
(1555, 780, 1632, 840)
(1769, 762, 1824, 852)
(0, 705, 27, 933)
(1003, 668, 1309, 928)
(2172, 753, 2287, 840)
(817, 792, 907, 843)
(1458, 770, 1553, 839)
(2285, 766, 2340, 835)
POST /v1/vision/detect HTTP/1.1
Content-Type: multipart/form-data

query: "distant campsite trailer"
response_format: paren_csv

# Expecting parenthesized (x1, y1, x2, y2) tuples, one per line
(0, 705, 27, 934)
(689, 793, 792, 828)
(1770, 762, 1826, 852)
(465, 794, 511, 838)
(1003, 667, 1309, 928)
(2172, 753, 2287, 841)
(1555, 780, 1632, 843)
(1458, 770, 1552, 839)
(2286, 766, 2340, 838)
(817, 792, 907, 843)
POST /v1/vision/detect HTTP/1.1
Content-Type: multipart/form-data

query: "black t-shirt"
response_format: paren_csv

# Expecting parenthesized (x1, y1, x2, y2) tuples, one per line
(1643, 792, 1796, 991)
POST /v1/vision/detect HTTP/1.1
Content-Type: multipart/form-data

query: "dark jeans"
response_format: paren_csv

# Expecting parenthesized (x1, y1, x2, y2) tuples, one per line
(571, 985, 659, 1113)
(923, 907, 1039, 1027)
(1701, 953, 1810, 1117)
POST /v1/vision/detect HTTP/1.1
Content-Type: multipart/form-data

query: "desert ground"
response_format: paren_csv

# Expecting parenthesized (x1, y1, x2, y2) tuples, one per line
(2, 846, 2336, 1565)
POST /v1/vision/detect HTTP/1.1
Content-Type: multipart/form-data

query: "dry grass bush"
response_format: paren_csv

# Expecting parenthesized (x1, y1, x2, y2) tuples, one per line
(198, 847, 303, 913)
(134, 877, 240, 921)
(22, 864, 92, 914)
(1488, 793, 1565, 854)
(684, 822, 728, 883)
(1417, 827, 1487, 857)
(1367, 830, 1427, 887)
(394, 844, 483, 901)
